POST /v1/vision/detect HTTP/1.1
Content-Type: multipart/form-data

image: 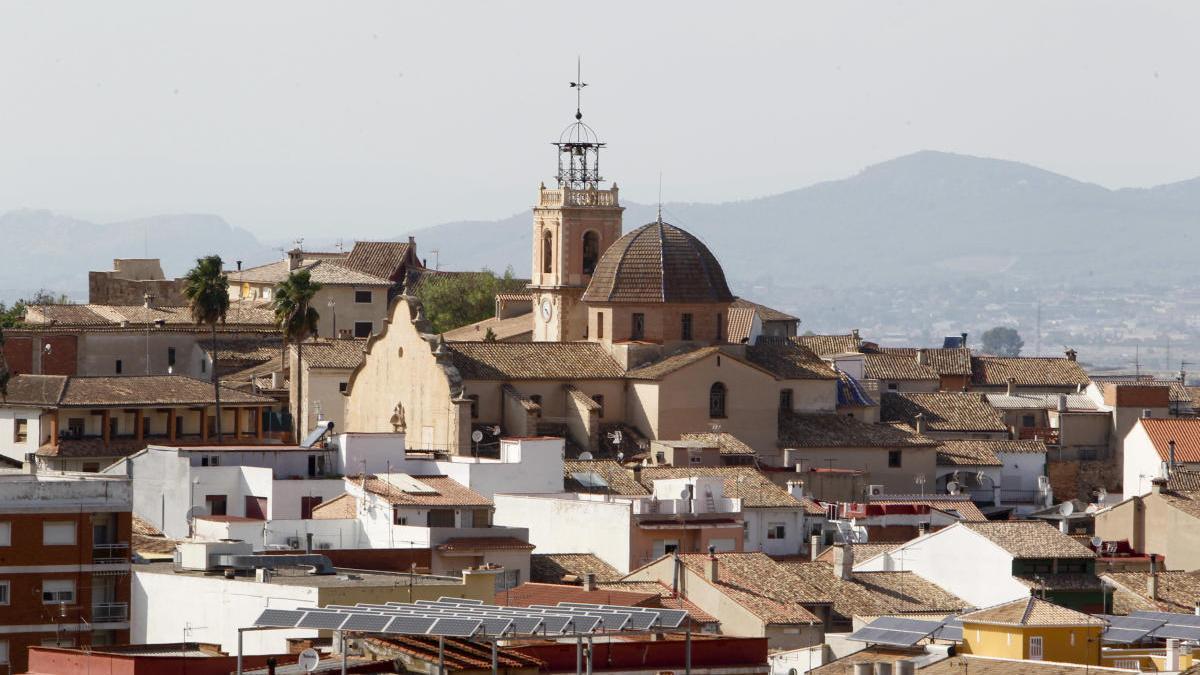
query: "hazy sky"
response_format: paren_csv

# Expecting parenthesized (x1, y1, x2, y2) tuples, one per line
(1, 1, 1197, 240)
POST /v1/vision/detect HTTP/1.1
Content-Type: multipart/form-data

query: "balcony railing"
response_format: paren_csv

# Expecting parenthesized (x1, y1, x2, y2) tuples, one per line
(92, 602, 129, 622)
(92, 543, 130, 564)
(1019, 427, 1060, 445)
(632, 497, 742, 517)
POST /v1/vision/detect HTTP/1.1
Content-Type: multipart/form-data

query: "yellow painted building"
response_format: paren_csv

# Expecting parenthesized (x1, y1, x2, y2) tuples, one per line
(959, 596, 1106, 666)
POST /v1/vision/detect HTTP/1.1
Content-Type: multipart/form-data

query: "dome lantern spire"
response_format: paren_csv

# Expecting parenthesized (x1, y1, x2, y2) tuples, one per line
(554, 57, 604, 189)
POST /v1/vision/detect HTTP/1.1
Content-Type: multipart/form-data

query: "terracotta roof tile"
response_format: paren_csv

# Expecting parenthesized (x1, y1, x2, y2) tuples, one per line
(869, 496, 986, 521)
(435, 536, 534, 552)
(563, 460, 648, 496)
(228, 258, 391, 287)
(780, 561, 969, 622)
(794, 334, 860, 357)
(671, 552, 825, 624)
(778, 412, 939, 449)
(960, 596, 1104, 626)
(311, 493, 357, 519)
(731, 298, 799, 323)
(25, 300, 278, 327)
(919, 655, 1131, 675)
(361, 474, 491, 507)
(496, 582, 657, 608)
(593, 580, 719, 624)
(680, 431, 756, 456)
(971, 356, 1090, 388)
(530, 554, 622, 584)
(725, 307, 756, 344)
(961, 521, 1096, 559)
(300, 338, 369, 369)
(582, 221, 734, 304)
(638, 466, 811, 509)
(55, 375, 274, 407)
(745, 342, 839, 380)
(447, 342, 623, 380)
(1103, 570, 1200, 613)
(881, 392, 1008, 433)
(876, 347, 973, 377)
(937, 439, 1046, 467)
(443, 313, 533, 342)
(624, 347, 725, 380)
(814, 542, 904, 564)
(1138, 418, 1200, 462)
(862, 353, 939, 382)
(0, 375, 68, 406)
(342, 241, 414, 281)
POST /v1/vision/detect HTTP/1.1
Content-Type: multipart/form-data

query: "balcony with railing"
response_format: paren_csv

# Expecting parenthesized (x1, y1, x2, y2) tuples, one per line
(92, 602, 129, 622)
(538, 186, 619, 208)
(92, 543, 130, 565)
(1019, 426, 1060, 446)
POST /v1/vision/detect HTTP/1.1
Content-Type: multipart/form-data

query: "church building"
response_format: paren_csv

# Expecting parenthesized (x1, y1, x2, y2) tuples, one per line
(343, 99, 930, 471)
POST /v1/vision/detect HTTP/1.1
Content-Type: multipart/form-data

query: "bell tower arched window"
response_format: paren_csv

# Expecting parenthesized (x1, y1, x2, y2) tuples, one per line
(542, 230, 554, 275)
(582, 231, 600, 275)
(709, 382, 727, 419)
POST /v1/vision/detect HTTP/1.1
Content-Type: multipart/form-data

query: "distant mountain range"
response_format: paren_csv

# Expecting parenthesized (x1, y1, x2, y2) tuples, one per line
(0, 210, 276, 303)
(5, 151, 1200, 304)
(410, 151, 1200, 291)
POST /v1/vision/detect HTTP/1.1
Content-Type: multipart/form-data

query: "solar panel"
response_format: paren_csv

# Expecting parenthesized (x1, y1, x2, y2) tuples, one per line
(1153, 624, 1200, 641)
(297, 612, 349, 630)
(933, 617, 963, 641)
(439, 596, 484, 604)
(1097, 613, 1163, 643)
(476, 617, 514, 636)
(342, 614, 393, 632)
(429, 618, 481, 637)
(255, 609, 307, 628)
(872, 617, 942, 633)
(1131, 610, 1200, 627)
(848, 616, 942, 647)
(384, 615, 437, 635)
(645, 608, 689, 628)
(300, 421, 334, 448)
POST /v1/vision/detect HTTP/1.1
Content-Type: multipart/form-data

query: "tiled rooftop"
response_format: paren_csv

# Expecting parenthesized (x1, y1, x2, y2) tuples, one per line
(581, 221, 734, 304)
(638, 466, 819, 511)
(960, 596, 1104, 626)
(360, 474, 491, 508)
(935, 439, 1046, 466)
(299, 338, 369, 369)
(529, 553, 623, 584)
(971, 356, 1090, 388)
(778, 411, 939, 449)
(671, 552, 826, 624)
(563, 460, 648, 496)
(745, 341, 839, 380)
(781, 561, 969, 623)
(861, 353, 939, 382)
(447, 342, 624, 380)
(961, 521, 1096, 559)
(1138, 417, 1200, 462)
(881, 392, 1008, 433)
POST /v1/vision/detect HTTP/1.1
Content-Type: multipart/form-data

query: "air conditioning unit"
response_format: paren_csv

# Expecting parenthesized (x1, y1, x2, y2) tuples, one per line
(286, 537, 301, 550)
(868, 484, 885, 496)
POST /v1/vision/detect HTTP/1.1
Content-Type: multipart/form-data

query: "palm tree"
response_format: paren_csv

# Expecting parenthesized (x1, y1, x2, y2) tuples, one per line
(272, 269, 322, 439)
(183, 255, 231, 441)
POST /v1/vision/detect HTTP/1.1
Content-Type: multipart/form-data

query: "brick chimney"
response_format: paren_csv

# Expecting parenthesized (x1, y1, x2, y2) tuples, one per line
(705, 550, 719, 583)
(1065, 348, 1078, 362)
(915, 348, 928, 366)
(583, 573, 596, 592)
(1006, 377, 1017, 396)
(833, 545, 854, 580)
(287, 248, 304, 271)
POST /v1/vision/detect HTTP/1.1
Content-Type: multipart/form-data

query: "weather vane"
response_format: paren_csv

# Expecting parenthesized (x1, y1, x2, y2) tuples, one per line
(570, 56, 587, 121)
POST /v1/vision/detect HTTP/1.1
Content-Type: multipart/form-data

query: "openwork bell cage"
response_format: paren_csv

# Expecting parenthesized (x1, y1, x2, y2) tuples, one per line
(555, 121, 604, 189)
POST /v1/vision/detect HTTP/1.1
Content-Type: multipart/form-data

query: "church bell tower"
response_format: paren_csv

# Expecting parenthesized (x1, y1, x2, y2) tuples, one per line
(530, 66, 623, 342)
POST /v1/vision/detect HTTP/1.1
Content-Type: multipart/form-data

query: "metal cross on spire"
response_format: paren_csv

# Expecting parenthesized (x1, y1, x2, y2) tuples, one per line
(570, 56, 587, 121)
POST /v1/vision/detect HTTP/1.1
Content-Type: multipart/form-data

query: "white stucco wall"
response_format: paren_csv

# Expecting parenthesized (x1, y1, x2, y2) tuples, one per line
(743, 507, 809, 557)
(133, 568, 319, 654)
(493, 494, 633, 572)
(270, 479, 348, 520)
(1123, 423, 1166, 498)
(0, 406, 47, 464)
(853, 524, 1026, 607)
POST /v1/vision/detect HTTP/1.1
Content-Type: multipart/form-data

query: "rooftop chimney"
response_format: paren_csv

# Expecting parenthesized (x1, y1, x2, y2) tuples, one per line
(787, 480, 806, 500)
(1065, 348, 1078, 362)
(582, 573, 596, 592)
(1169, 440, 1177, 477)
(833, 545, 854, 581)
(960, 332, 968, 347)
(287, 248, 303, 271)
(143, 292, 154, 309)
(852, 328, 861, 348)
(1151, 477, 1167, 495)
(915, 348, 928, 366)
(1006, 377, 1017, 396)
(914, 412, 927, 435)
(1148, 553, 1159, 599)
(810, 534, 823, 561)
(236, 260, 243, 272)
(1057, 394, 1068, 413)
(704, 549, 719, 583)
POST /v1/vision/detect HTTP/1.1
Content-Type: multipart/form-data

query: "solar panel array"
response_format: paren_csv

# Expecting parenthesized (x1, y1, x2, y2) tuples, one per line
(1130, 610, 1200, 642)
(848, 615, 961, 647)
(1097, 614, 1164, 644)
(252, 597, 690, 638)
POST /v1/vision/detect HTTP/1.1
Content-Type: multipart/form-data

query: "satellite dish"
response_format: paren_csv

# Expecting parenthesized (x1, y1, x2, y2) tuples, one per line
(616, 452, 624, 463)
(578, 451, 594, 460)
(680, 487, 693, 499)
(471, 430, 484, 443)
(1059, 501, 1075, 517)
(298, 648, 321, 672)
(1090, 535, 1104, 549)
(946, 481, 959, 495)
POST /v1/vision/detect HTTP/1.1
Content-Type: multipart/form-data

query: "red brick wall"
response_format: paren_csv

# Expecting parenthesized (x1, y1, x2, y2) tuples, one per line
(2, 336, 33, 374)
(40, 335, 78, 375)
(27, 648, 282, 675)
(513, 636, 768, 670)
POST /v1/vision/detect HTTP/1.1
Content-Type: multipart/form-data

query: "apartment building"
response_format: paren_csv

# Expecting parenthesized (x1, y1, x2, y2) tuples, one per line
(0, 468, 132, 673)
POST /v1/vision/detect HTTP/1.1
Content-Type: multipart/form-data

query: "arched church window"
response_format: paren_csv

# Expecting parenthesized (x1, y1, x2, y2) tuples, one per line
(709, 382, 727, 419)
(582, 231, 600, 275)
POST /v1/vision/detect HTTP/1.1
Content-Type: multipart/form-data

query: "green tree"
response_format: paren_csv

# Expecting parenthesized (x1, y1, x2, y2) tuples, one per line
(981, 326, 1024, 357)
(272, 269, 322, 438)
(183, 255, 231, 441)
(415, 267, 525, 334)
(0, 289, 73, 328)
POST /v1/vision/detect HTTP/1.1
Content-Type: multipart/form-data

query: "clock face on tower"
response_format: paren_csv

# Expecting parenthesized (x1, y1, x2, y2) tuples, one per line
(540, 299, 553, 323)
